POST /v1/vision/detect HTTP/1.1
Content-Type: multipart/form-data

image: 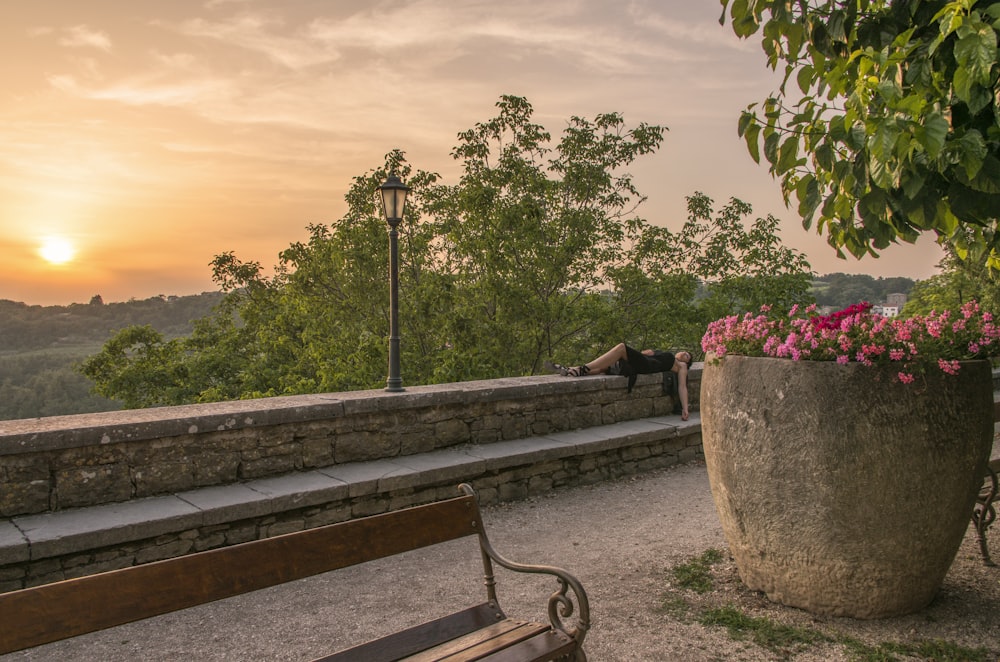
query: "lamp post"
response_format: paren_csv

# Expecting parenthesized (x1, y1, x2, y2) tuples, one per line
(378, 174, 410, 392)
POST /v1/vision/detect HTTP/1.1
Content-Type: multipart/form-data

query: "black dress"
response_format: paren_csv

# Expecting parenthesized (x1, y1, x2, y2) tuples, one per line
(623, 345, 675, 374)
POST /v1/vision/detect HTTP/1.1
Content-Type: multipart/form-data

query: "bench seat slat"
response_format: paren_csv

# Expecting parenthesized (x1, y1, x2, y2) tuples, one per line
(314, 603, 503, 662)
(401, 620, 551, 661)
(0, 494, 481, 655)
(472, 630, 577, 662)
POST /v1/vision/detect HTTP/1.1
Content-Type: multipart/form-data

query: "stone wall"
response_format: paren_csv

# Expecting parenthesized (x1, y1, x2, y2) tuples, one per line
(0, 371, 699, 518)
(2, 430, 701, 592)
(0, 370, 702, 592)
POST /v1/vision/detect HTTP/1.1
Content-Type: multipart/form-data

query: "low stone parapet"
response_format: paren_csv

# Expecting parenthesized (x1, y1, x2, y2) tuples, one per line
(0, 369, 700, 518)
(0, 415, 701, 592)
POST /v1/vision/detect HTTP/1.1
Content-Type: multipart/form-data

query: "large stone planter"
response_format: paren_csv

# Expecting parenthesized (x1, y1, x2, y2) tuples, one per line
(701, 355, 994, 619)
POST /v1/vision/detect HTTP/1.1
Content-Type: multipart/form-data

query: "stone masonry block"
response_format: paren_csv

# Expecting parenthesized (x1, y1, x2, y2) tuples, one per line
(398, 431, 436, 456)
(175, 483, 273, 527)
(54, 464, 131, 510)
(0, 521, 28, 565)
(433, 419, 470, 447)
(134, 538, 194, 565)
(15, 496, 202, 561)
(239, 454, 300, 479)
(301, 438, 335, 468)
(245, 471, 348, 513)
(335, 431, 401, 464)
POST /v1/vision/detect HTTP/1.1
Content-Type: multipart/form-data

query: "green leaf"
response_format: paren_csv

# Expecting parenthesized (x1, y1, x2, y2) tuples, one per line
(815, 142, 835, 172)
(869, 156, 895, 190)
(729, 0, 760, 38)
(764, 131, 781, 166)
(776, 136, 800, 174)
(920, 112, 950, 159)
(868, 122, 899, 162)
(795, 174, 821, 224)
(737, 110, 754, 137)
(954, 24, 997, 86)
(744, 123, 762, 164)
(957, 130, 988, 180)
(796, 64, 815, 94)
(901, 171, 925, 200)
(847, 122, 867, 150)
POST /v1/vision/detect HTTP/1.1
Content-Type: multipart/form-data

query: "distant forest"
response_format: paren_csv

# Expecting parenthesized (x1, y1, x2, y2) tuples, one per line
(810, 273, 914, 309)
(0, 292, 223, 420)
(0, 274, 914, 421)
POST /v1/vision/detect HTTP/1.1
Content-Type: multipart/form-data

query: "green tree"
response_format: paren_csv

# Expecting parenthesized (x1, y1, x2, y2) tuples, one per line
(429, 95, 667, 377)
(79, 325, 190, 408)
(674, 192, 814, 321)
(904, 241, 1000, 315)
(722, 0, 1000, 266)
(80, 96, 812, 408)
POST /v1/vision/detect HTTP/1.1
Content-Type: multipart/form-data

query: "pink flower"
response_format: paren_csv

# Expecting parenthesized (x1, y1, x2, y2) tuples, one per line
(938, 358, 961, 375)
(701, 299, 997, 386)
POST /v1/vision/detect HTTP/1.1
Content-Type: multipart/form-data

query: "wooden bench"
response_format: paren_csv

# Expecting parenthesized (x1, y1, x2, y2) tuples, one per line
(0, 484, 590, 661)
(971, 396, 1000, 566)
(973, 456, 1000, 566)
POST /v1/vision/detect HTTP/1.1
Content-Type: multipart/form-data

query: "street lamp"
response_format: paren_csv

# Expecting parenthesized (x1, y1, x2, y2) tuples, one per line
(378, 173, 410, 392)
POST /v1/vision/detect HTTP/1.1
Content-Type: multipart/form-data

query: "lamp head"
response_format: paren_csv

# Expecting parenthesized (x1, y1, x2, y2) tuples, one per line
(378, 174, 410, 226)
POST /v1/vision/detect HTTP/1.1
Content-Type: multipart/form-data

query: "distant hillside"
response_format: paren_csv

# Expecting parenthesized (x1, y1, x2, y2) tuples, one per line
(0, 292, 225, 353)
(0, 292, 224, 420)
(811, 273, 915, 310)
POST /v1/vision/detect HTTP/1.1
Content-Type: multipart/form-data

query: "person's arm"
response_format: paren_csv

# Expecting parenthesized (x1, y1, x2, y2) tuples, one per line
(676, 363, 689, 421)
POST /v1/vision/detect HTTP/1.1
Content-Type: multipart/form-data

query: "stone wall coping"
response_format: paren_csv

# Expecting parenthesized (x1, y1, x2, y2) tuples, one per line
(1, 415, 700, 565)
(0, 367, 703, 456)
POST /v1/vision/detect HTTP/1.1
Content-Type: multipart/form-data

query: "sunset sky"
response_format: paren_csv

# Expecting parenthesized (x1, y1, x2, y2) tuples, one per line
(1, 1, 945, 307)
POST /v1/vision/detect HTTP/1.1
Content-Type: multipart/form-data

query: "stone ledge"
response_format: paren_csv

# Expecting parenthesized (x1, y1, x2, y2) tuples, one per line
(1, 414, 700, 567)
(0, 368, 702, 455)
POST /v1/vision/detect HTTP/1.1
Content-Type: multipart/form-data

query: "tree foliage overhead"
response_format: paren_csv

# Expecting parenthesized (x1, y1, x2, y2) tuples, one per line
(80, 96, 814, 409)
(721, 0, 1000, 267)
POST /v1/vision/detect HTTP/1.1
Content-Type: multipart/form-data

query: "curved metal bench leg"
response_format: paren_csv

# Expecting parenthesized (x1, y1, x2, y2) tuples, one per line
(973, 467, 998, 567)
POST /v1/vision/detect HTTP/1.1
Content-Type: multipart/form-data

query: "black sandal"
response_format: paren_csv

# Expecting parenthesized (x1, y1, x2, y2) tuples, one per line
(544, 362, 590, 377)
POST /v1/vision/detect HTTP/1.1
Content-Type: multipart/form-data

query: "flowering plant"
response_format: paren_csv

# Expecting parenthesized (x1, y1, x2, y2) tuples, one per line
(701, 300, 1000, 383)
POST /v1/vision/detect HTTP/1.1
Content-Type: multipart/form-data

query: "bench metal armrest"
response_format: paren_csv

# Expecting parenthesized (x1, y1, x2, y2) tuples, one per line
(458, 484, 591, 654)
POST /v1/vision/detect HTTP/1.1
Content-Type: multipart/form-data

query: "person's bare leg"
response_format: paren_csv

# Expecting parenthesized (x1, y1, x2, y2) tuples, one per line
(583, 343, 628, 374)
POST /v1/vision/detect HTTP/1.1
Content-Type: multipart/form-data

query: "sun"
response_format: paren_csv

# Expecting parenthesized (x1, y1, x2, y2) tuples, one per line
(38, 236, 77, 265)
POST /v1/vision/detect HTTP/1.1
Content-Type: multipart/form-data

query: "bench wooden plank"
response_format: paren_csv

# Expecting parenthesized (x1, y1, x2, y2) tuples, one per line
(473, 631, 577, 662)
(401, 620, 551, 661)
(0, 494, 481, 655)
(315, 603, 504, 662)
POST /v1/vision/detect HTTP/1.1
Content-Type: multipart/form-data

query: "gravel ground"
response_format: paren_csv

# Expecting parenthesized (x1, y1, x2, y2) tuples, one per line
(4, 462, 999, 661)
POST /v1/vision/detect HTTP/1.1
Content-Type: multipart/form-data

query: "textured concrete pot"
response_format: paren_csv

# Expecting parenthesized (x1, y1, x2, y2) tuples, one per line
(701, 355, 994, 619)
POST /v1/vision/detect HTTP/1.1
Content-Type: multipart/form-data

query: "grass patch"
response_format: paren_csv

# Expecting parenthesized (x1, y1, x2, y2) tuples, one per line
(699, 604, 830, 657)
(670, 548, 724, 594)
(655, 593, 691, 620)
(838, 635, 993, 662)
(886, 639, 992, 662)
(660, 549, 996, 661)
(696, 608, 993, 662)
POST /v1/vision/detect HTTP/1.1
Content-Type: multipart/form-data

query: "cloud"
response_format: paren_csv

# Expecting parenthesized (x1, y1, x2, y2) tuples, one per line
(59, 25, 113, 52)
(205, 0, 255, 8)
(170, 12, 341, 69)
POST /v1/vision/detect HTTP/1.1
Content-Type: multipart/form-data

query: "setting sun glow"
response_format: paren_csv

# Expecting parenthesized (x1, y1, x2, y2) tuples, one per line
(38, 237, 76, 265)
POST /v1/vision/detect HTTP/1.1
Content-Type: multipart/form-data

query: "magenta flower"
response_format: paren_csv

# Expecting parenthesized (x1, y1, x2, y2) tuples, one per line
(701, 300, 1000, 384)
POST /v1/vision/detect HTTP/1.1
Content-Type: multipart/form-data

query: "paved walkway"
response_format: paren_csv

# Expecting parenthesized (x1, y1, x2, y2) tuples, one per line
(3, 463, 998, 661)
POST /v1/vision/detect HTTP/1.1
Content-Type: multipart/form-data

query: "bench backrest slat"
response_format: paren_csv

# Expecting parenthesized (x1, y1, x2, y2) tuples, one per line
(0, 493, 482, 654)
